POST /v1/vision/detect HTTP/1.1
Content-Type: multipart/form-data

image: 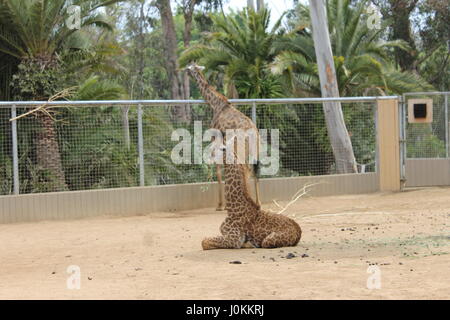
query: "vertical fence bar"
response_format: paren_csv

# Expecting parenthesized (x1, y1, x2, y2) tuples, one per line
(399, 96, 407, 186)
(374, 101, 379, 173)
(137, 104, 145, 187)
(251, 101, 257, 125)
(445, 93, 449, 158)
(11, 105, 19, 195)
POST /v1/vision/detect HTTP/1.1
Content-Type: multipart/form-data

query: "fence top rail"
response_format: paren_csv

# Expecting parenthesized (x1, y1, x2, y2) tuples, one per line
(403, 91, 450, 97)
(0, 96, 400, 108)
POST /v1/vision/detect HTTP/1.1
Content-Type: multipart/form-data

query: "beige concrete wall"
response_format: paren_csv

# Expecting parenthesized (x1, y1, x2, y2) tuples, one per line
(0, 173, 379, 224)
(405, 159, 450, 187)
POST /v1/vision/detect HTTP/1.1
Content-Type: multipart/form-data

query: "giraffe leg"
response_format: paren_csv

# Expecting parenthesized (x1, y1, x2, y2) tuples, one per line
(254, 175, 261, 207)
(216, 164, 225, 211)
(202, 233, 245, 250)
(261, 231, 298, 248)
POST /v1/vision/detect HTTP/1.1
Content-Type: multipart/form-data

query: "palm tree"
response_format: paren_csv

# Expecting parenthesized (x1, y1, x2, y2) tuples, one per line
(0, 0, 122, 191)
(179, 8, 284, 99)
(272, 0, 433, 96)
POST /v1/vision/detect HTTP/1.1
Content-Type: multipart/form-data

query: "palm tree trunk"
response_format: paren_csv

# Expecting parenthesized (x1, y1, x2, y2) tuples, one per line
(11, 55, 68, 191)
(388, 0, 418, 71)
(35, 112, 67, 191)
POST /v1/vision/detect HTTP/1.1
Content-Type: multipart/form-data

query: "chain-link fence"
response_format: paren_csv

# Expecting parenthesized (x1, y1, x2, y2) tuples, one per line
(0, 98, 379, 196)
(404, 92, 449, 159)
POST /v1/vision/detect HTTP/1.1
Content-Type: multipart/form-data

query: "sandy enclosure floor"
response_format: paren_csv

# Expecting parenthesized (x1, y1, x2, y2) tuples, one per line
(0, 187, 449, 300)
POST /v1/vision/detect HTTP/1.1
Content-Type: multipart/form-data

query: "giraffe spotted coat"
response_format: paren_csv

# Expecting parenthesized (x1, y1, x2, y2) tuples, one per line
(202, 161, 302, 250)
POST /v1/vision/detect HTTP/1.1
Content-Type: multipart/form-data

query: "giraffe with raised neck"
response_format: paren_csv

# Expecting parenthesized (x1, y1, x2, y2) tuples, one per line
(185, 63, 261, 210)
(201, 148, 302, 249)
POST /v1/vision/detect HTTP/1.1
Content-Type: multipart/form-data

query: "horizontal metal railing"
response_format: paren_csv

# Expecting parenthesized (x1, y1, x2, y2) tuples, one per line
(0, 96, 400, 107)
(403, 91, 450, 97)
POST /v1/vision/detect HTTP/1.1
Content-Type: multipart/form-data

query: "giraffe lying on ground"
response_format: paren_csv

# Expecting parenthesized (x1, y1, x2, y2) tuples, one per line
(202, 149, 302, 250)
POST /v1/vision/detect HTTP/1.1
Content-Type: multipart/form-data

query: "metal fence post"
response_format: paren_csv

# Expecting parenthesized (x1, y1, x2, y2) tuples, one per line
(445, 93, 449, 158)
(137, 104, 145, 187)
(11, 105, 19, 195)
(399, 96, 407, 186)
(374, 101, 379, 173)
(251, 101, 257, 125)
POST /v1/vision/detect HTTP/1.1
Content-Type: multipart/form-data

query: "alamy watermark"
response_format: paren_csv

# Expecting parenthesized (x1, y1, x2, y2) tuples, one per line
(170, 121, 280, 176)
(67, 265, 81, 290)
(366, 265, 381, 290)
(66, 5, 81, 30)
(366, 4, 382, 30)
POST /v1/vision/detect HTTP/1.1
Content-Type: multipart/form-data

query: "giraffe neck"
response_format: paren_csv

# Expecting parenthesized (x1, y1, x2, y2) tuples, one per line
(188, 69, 230, 115)
(224, 162, 260, 214)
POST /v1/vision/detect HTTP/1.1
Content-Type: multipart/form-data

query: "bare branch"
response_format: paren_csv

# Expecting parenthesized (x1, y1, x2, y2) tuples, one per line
(272, 182, 323, 216)
(9, 87, 77, 122)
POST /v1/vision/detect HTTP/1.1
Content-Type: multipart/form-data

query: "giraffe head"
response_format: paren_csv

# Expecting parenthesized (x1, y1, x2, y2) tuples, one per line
(185, 62, 205, 71)
(184, 63, 205, 76)
(184, 62, 230, 113)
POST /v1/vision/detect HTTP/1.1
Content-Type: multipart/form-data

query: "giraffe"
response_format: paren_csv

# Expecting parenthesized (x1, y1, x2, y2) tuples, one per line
(201, 148, 302, 250)
(185, 63, 260, 211)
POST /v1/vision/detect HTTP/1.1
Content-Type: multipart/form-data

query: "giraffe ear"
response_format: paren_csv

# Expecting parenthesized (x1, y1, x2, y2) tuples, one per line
(198, 65, 206, 71)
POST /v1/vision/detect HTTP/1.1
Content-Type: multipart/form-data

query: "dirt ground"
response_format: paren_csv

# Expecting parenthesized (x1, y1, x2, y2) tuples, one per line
(0, 187, 449, 300)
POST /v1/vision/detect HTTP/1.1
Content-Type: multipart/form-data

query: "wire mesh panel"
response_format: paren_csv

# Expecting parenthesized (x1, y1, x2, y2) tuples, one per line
(405, 93, 449, 159)
(14, 105, 140, 194)
(0, 108, 13, 195)
(250, 102, 377, 177)
(0, 99, 378, 196)
(142, 103, 214, 186)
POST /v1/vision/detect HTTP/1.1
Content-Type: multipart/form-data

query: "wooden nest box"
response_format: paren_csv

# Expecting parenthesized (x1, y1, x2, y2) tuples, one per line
(408, 99, 433, 123)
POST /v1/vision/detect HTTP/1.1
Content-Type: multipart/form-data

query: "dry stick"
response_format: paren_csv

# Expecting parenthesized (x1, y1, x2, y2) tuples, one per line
(272, 182, 324, 215)
(9, 87, 77, 122)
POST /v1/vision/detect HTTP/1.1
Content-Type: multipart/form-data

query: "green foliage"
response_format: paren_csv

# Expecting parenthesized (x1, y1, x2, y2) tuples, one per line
(75, 76, 125, 100)
(417, 45, 450, 92)
(0, 0, 121, 58)
(407, 124, 446, 158)
(59, 107, 139, 190)
(10, 57, 63, 101)
(273, 0, 433, 96)
(179, 8, 285, 99)
(0, 0, 128, 193)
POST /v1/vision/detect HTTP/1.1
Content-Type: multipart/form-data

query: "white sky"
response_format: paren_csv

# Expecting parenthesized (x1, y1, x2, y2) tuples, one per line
(224, 0, 295, 25)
